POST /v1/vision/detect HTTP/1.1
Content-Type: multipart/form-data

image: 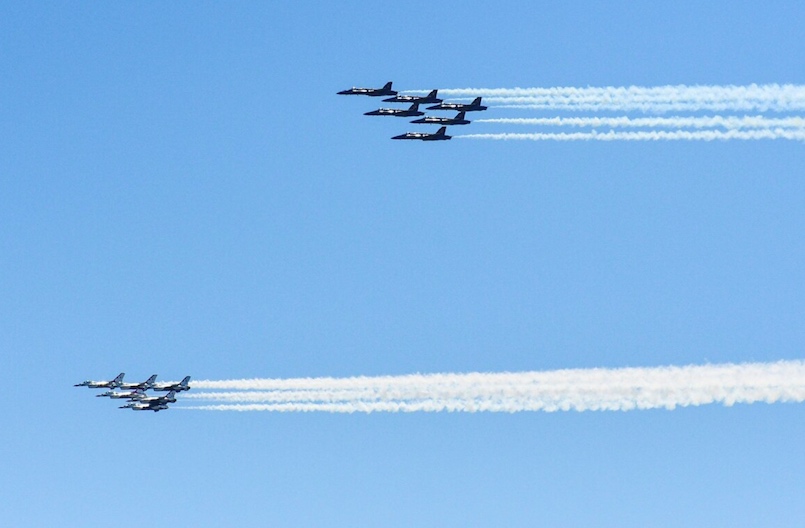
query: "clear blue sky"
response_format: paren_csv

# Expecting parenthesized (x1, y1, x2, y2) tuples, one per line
(2, 2, 804, 526)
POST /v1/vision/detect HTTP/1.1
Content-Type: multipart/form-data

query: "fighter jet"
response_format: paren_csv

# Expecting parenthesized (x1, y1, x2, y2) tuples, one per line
(120, 401, 170, 412)
(392, 126, 452, 141)
(427, 97, 487, 112)
(74, 372, 125, 389)
(411, 111, 471, 126)
(120, 390, 176, 412)
(364, 103, 424, 117)
(120, 374, 158, 391)
(96, 388, 147, 400)
(383, 89, 442, 104)
(152, 376, 192, 392)
(337, 81, 397, 97)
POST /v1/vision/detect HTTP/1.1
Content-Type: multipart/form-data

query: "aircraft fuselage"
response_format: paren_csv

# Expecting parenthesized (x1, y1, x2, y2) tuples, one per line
(365, 107, 424, 117)
(337, 82, 397, 97)
(411, 115, 470, 126)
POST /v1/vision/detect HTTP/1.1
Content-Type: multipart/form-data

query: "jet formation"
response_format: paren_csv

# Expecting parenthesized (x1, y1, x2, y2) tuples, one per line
(75, 373, 191, 412)
(338, 81, 486, 141)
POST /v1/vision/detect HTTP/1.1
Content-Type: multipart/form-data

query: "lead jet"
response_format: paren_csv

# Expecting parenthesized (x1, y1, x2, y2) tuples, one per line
(120, 390, 177, 412)
(392, 126, 452, 141)
(427, 97, 487, 112)
(152, 376, 192, 392)
(383, 89, 442, 104)
(411, 111, 471, 126)
(120, 374, 158, 391)
(96, 388, 147, 400)
(337, 81, 397, 97)
(364, 103, 424, 117)
(74, 372, 125, 389)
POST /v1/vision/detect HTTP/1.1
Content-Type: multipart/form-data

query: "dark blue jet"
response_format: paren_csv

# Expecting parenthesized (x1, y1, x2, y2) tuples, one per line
(427, 97, 487, 112)
(383, 89, 442, 104)
(392, 126, 451, 141)
(365, 103, 424, 117)
(411, 111, 471, 126)
(337, 81, 397, 97)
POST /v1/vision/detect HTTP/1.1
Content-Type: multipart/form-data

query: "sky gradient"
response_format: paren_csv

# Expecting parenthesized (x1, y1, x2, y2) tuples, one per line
(2, 2, 804, 526)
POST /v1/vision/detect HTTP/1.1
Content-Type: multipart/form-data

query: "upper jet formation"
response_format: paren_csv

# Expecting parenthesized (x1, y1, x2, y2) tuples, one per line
(364, 103, 424, 117)
(74, 372, 125, 389)
(411, 111, 471, 126)
(338, 82, 397, 97)
(383, 89, 442, 104)
(427, 97, 487, 112)
(392, 126, 452, 141)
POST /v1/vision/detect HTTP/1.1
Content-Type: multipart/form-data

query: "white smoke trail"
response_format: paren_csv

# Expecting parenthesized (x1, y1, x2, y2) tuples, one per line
(493, 102, 805, 113)
(185, 360, 805, 413)
(458, 128, 805, 142)
(405, 84, 805, 113)
(475, 116, 805, 129)
(416, 84, 805, 99)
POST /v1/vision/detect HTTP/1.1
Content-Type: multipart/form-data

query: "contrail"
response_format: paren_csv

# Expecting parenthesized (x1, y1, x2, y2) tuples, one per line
(457, 128, 805, 142)
(475, 116, 805, 130)
(405, 84, 805, 113)
(184, 360, 805, 413)
(493, 102, 805, 113)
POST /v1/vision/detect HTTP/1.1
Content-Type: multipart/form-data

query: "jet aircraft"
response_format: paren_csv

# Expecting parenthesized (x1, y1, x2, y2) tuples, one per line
(120, 374, 158, 391)
(383, 89, 442, 104)
(96, 388, 146, 400)
(74, 372, 125, 389)
(153, 376, 192, 392)
(120, 401, 170, 412)
(364, 103, 424, 117)
(427, 97, 487, 112)
(392, 126, 452, 141)
(411, 111, 471, 126)
(120, 390, 177, 412)
(337, 81, 397, 97)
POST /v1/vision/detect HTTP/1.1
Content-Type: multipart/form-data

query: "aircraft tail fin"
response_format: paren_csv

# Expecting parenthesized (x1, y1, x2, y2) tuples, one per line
(113, 373, 125, 384)
(472, 97, 482, 106)
(383, 82, 393, 90)
(146, 374, 157, 385)
(180, 376, 191, 387)
(428, 90, 437, 97)
(456, 111, 466, 120)
(436, 126, 447, 136)
(410, 103, 419, 111)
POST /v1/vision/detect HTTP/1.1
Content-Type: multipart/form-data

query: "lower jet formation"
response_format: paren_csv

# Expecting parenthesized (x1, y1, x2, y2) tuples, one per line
(120, 390, 177, 412)
(392, 126, 451, 141)
(364, 102, 424, 117)
(411, 111, 470, 126)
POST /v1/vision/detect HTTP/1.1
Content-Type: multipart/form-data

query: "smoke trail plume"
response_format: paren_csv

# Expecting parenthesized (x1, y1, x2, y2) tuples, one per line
(407, 84, 805, 113)
(185, 360, 805, 413)
(475, 116, 805, 129)
(457, 129, 805, 142)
